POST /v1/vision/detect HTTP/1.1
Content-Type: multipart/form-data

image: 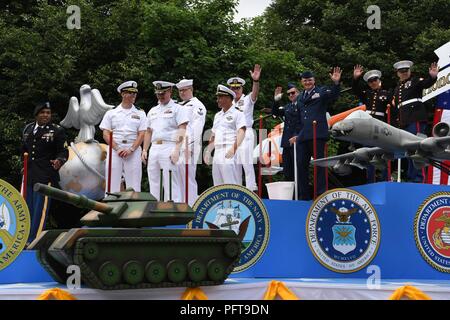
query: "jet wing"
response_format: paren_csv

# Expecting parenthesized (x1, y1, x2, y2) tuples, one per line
(403, 136, 450, 159)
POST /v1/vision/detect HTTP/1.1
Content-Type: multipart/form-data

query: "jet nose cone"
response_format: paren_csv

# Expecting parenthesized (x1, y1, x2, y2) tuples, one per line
(331, 121, 354, 136)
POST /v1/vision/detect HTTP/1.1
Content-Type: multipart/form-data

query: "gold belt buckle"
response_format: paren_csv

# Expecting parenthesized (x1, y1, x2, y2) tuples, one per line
(156, 140, 163, 145)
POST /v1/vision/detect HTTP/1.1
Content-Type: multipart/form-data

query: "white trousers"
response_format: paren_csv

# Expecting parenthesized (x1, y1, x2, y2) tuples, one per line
(237, 129, 257, 191)
(148, 143, 182, 202)
(178, 148, 199, 206)
(105, 146, 142, 193)
(213, 146, 243, 186)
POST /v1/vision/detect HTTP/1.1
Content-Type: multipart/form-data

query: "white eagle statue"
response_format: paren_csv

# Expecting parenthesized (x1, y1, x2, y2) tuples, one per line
(60, 84, 114, 142)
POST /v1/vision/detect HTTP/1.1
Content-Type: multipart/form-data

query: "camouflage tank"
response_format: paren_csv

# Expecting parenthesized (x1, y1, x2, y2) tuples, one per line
(28, 183, 242, 290)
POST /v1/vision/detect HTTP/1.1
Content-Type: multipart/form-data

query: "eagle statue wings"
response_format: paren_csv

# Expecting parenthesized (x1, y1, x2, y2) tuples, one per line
(60, 84, 114, 142)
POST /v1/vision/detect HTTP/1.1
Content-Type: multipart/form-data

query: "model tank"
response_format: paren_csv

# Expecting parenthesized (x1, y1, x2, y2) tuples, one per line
(28, 183, 242, 290)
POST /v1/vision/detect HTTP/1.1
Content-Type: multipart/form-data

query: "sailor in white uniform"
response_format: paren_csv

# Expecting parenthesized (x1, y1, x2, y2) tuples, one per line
(142, 81, 190, 202)
(100, 81, 147, 193)
(206, 85, 247, 186)
(227, 64, 261, 191)
(175, 79, 207, 206)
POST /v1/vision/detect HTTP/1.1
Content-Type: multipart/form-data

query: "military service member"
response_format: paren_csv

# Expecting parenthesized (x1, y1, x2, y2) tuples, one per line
(352, 66, 393, 122)
(100, 81, 147, 193)
(392, 60, 439, 182)
(295, 68, 342, 200)
(142, 81, 190, 202)
(227, 64, 261, 192)
(175, 79, 207, 206)
(22, 102, 69, 243)
(206, 85, 247, 186)
(271, 83, 301, 182)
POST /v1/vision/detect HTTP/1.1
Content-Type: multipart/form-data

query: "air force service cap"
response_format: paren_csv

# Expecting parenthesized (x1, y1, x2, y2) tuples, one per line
(216, 84, 236, 99)
(176, 79, 193, 89)
(34, 101, 51, 116)
(299, 71, 315, 79)
(363, 70, 382, 82)
(393, 60, 413, 71)
(227, 77, 246, 88)
(117, 81, 138, 93)
(153, 81, 175, 94)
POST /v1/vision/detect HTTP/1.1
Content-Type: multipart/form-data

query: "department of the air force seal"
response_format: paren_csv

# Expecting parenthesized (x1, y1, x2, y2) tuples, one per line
(415, 192, 450, 273)
(191, 185, 270, 273)
(306, 189, 380, 273)
(0, 179, 30, 271)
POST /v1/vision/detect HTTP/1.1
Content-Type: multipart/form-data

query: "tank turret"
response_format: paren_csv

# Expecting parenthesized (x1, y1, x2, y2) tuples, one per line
(29, 183, 241, 290)
(33, 183, 195, 227)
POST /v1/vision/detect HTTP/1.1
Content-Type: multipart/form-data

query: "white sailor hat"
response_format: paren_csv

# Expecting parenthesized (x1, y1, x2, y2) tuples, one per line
(153, 81, 175, 94)
(216, 84, 236, 99)
(363, 70, 382, 82)
(393, 60, 413, 70)
(176, 79, 193, 89)
(227, 77, 246, 88)
(117, 81, 138, 93)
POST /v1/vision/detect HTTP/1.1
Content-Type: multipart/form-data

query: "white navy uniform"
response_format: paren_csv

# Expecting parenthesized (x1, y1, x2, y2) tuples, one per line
(212, 107, 246, 186)
(99, 104, 147, 192)
(178, 97, 206, 206)
(233, 94, 257, 191)
(147, 99, 190, 202)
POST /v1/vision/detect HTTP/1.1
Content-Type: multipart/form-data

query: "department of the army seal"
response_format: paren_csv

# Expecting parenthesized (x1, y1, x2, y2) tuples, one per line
(306, 189, 380, 273)
(0, 179, 30, 271)
(415, 192, 450, 273)
(191, 184, 270, 273)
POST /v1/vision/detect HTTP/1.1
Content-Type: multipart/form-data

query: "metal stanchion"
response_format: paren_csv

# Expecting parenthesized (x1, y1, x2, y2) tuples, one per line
(387, 104, 392, 181)
(313, 121, 318, 200)
(160, 169, 164, 201)
(258, 115, 263, 198)
(294, 142, 298, 201)
(107, 131, 113, 193)
(325, 143, 328, 191)
(169, 170, 173, 202)
(22, 152, 28, 199)
(268, 140, 272, 183)
(185, 137, 189, 204)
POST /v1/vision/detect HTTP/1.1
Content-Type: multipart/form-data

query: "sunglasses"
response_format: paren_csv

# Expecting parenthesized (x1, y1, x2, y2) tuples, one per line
(368, 78, 379, 83)
(287, 91, 297, 96)
(230, 87, 242, 91)
(398, 69, 410, 73)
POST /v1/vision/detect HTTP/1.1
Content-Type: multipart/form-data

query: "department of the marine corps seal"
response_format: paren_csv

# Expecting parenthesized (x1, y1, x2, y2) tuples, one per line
(191, 185, 270, 273)
(415, 192, 450, 273)
(306, 189, 380, 273)
(0, 179, 30, 271)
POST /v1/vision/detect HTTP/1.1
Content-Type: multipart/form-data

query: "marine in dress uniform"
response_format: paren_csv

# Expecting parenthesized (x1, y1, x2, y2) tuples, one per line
(392, 60, 439, 182)
(175, 79, 207, 206)
(352, 67, 394, 182)
(22, 102, 69, 243)
(99, 81, 147, 193)
(142, 81, 190, 202)
(296, 69, 342, 200)
(227, 64, 261, 191)
(271, 83, 301, 182)
(208, 85, 247, 186)
(352, 67, 394, 122)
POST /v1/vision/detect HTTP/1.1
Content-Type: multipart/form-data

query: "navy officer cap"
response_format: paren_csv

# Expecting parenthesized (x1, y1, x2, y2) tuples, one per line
(299, 71, 315, 79)
(34, 101, 51, 116)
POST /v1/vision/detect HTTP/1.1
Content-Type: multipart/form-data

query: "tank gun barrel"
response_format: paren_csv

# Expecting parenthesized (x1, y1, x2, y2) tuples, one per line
(33, 183, 115, 214)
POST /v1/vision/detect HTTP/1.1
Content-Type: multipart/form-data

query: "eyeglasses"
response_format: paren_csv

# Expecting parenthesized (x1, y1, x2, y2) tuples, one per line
(398, 69, 410, 73)
(368, 78, 379, 83)
(287, 91, 297, 96)
(230, 87, 242, 91)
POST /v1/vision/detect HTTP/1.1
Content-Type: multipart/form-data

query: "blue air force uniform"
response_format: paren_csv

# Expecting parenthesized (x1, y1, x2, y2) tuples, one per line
(271, 87, 301, 182)
(296, 75, 340, 200)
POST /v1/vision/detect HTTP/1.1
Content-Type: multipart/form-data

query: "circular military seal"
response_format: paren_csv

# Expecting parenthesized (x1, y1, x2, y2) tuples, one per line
(414, 192, 450, 273)
(306, 189, 380, 273)
(0, 179, 30, 271)
(191, 184, 270, 273)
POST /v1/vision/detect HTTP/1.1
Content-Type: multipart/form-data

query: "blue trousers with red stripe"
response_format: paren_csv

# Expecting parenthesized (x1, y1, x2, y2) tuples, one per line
(25, 184, 51, 244)
(404, 122, 427, 183)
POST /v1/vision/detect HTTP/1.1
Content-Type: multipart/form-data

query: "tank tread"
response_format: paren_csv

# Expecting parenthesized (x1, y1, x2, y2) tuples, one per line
(31, 230, 70, 284)
(72, 236, 240, 290)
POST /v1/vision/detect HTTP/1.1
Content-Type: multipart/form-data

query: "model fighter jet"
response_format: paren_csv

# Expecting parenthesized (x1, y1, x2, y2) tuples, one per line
(311, 110, 450, 175)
